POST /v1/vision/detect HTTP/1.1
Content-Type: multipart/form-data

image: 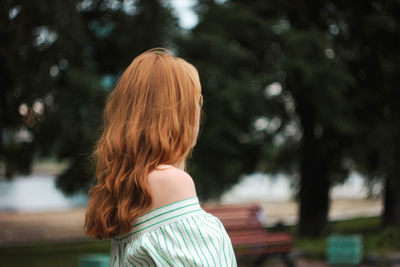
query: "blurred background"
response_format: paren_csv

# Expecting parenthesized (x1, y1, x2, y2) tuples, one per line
(1, 0, 400, 266)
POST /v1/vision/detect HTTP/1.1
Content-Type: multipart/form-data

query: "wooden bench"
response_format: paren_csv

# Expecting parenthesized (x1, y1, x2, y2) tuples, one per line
(203, 203, 295, 266)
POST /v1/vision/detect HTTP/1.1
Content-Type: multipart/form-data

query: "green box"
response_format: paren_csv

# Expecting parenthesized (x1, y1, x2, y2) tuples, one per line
(326, 234, 363, 265)
(79, 254, 110, 267)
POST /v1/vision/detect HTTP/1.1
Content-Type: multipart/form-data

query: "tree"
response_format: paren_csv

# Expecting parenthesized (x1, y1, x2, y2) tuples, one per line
(282, 28, 355, 236)
(0, 0, 179, 196)
(52, 0, 179, 194)
(178, 1, 278, 199)
(333, 0, 400, 226)
(0, 0, 89, 178)
(182, 0, 357, 236)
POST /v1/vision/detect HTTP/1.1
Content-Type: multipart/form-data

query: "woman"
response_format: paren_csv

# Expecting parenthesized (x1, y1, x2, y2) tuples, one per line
(84, 48, 237, 266)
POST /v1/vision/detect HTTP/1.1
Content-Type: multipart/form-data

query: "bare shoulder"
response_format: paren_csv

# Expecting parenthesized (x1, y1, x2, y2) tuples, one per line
(146, 165, 197, 210)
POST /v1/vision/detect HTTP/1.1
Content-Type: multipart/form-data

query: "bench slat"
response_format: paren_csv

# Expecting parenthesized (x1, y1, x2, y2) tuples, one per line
(203, 203, 293, 259)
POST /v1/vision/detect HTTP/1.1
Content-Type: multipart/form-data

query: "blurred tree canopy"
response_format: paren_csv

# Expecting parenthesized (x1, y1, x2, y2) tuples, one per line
(181, 0, 357, 236)
(181, 0, 400, 236)
(333, 1, 400, 226)
(0, 0, 178, 193)
(1, 0, 400, 237)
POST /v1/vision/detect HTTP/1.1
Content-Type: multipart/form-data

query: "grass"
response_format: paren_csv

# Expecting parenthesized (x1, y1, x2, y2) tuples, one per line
(0, 240, 110, 267)
(0, 216, 399, 266)
(290, 216, 400, 258)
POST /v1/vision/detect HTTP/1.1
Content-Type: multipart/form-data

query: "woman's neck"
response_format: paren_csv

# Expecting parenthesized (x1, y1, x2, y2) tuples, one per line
(176, 161, 185, 171)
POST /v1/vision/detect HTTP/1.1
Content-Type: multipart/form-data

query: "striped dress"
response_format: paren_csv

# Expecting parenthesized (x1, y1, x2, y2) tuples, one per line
(110, 197, 237, 267)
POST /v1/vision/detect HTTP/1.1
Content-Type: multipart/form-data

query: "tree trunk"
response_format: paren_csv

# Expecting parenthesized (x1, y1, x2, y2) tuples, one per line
(383, 177, 400, 226)
(297, 106, 330, 237)
(298, 145, 330, 236)
(0, 85, 4, 159)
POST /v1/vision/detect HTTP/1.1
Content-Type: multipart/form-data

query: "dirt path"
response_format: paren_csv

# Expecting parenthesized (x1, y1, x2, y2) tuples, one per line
(0, 208, 91, 246)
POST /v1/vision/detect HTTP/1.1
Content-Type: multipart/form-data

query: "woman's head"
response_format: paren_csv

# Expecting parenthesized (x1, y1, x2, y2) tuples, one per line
(84, 48, 202, 239)
(104, 48, 202, 167)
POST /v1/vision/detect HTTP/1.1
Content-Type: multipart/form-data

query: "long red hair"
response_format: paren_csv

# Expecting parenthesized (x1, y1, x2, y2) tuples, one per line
(84, 48, 202, 239)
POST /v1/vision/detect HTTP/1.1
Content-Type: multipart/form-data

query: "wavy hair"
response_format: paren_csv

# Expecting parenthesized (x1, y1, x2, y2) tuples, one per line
(84, 48, 202, 239)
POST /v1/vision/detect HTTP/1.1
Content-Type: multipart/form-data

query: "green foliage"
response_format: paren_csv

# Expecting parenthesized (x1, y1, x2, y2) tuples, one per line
(2, 0, 400, 232)
(2, 141, 34, 178)
(181, 2, 356, 239)
(182, 0, 400, 234)
(0, 0, 179, 194)
(332, 1, 400, 225)
(180, 2, 284, 199)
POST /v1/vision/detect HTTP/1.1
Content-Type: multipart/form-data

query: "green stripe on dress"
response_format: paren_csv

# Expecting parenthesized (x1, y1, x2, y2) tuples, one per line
(193, 217, 217, 266)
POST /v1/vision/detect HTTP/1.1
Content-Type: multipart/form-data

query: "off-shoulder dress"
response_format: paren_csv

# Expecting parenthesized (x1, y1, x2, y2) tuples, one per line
(110, 197, 237, 267)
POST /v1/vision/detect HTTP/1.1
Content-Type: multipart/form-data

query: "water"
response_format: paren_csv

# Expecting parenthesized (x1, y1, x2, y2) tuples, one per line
(221, 172, 382, 204)
(0, 175, 87, 213)
(0, 172, 381, 213)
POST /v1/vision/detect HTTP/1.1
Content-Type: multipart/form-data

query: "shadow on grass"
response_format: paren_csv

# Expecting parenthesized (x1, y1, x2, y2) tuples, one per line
(0, 240, 110, 267)
(287, 217, 400, 259)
